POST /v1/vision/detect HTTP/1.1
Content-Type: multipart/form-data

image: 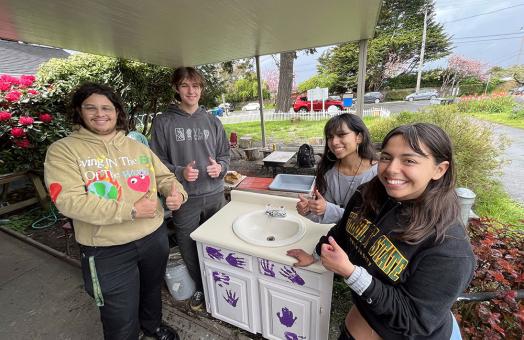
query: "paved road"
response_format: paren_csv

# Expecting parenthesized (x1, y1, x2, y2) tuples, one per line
(492, 123, 524, 204)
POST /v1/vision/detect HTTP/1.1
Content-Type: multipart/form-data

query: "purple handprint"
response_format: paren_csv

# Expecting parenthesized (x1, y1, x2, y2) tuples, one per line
(284, 331, 306, 340)
(226, 253, 246, 268)
(223, 289, 239, 307)
(260, 259, 275, 277)
(280, 266, 305, 286)
(212, 271, 230, 287)
(206, 246, 224, 260)
(277, 307, 297, 327)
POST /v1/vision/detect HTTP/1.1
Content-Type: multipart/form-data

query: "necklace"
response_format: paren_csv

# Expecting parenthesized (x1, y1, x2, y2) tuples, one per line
(337, 158, 363, 208)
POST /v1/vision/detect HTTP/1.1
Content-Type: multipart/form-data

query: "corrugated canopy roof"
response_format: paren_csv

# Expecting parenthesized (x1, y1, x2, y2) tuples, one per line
(0, 0, 381, 66)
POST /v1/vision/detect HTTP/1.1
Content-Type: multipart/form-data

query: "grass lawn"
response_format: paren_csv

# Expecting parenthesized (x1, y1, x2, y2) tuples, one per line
(467, 112, 524, 129)
(223, 117, 381, 145)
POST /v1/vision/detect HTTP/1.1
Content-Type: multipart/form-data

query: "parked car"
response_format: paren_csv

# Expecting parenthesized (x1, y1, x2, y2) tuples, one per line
(405, 89, 438, 101)
(363, 91, 384, 104)
(241, 102, 260, 111)
(292, 96, 343, 113)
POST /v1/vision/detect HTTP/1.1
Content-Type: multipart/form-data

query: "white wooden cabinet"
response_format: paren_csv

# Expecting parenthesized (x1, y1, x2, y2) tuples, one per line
(197, 242, 333, 340)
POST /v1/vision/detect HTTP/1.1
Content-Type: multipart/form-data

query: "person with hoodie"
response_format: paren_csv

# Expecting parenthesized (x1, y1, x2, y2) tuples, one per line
(150, 67, 230, 311)
(44, 83, 186, 340)
(287, 123, 475, 340)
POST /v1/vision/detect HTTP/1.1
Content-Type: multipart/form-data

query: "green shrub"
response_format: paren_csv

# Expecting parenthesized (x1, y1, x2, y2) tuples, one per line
(456, 96, 514, 113)
(383, 88, 414, 101)
(368, 109, 512, 222)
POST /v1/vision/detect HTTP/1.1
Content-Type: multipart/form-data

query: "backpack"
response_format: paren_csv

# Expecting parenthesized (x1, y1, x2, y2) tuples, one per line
(297, 144, 315, 168)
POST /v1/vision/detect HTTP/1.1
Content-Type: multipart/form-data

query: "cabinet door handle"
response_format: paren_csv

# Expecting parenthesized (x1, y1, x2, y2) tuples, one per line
(319, 307, 323, 314)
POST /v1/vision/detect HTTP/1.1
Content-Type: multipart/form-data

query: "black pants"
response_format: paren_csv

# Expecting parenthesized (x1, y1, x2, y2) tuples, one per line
(171, 191, 225, 292)
(80, 224, 169, 340)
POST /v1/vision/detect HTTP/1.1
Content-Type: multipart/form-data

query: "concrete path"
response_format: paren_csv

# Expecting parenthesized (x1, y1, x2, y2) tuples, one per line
(0, 230, 256, 340)
(492, 123, 524, 204)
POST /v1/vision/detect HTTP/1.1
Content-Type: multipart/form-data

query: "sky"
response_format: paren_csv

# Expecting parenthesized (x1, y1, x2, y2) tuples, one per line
(261, 0, 524, 84)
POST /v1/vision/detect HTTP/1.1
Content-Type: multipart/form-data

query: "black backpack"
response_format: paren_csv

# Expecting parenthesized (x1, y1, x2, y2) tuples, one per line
(297, 144, 315, 168)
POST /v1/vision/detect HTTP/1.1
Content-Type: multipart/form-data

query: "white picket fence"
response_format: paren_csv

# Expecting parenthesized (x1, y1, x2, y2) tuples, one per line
(218, 106, 391, 125)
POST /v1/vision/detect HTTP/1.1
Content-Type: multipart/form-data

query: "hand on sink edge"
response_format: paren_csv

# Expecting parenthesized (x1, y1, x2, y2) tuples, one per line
(286, 248, 316, 267)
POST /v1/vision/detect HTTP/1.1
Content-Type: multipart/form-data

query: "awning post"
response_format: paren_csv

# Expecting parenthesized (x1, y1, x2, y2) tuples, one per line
(255, 55, 266, 148)
(356, 39, 368, 118)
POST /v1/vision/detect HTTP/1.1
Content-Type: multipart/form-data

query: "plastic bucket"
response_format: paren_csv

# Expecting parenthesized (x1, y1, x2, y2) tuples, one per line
(165, 262, 196, 301)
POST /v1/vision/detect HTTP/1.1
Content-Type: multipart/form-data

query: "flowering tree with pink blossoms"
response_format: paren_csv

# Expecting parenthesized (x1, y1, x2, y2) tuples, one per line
(441, 55, 488, 96)
(0, 74, 70, 173)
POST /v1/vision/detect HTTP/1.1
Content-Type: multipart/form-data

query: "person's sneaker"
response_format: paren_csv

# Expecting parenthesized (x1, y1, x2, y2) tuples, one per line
(189, 290, 205, 311)
(143, 325, 179, 340)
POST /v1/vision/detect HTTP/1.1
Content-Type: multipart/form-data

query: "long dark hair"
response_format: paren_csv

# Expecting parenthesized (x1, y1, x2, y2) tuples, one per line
(69, 82, 128, 133)
(361, 123, 460, 244)
(171, 67, 205, 102)
(315, 114, 376, 195)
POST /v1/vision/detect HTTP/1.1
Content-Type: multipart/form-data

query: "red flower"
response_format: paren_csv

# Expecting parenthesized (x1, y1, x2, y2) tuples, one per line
(5, 90, 22, 102)
(19, 75, 35, 88)
(19, 116, 34, 125)
(0, 111, 11, 121)
(0, 75, 19, 85)
(0, 82, 11, 92)
(27, 89, 39, 95)
(11, 127, 25, 137)
(39, 113, 53, 123)
(15, 138, 31, 148)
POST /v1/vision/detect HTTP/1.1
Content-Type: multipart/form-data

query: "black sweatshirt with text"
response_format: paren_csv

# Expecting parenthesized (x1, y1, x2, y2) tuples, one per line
(315, 185, 476, 339)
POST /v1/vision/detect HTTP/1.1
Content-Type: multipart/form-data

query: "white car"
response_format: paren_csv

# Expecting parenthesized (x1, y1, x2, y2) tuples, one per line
(241, 102, 260, 111)
(218, 102, 233, 111)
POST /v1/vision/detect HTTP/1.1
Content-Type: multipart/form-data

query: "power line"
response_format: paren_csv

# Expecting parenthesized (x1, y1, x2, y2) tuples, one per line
(443, 4, 524, 24)
(453, 32, 524, 40)
(453, 36, 524, 44)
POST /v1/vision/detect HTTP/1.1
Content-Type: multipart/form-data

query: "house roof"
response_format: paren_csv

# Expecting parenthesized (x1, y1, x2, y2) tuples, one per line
(0, 0, 381, 67)
(0, 39, 69, 76)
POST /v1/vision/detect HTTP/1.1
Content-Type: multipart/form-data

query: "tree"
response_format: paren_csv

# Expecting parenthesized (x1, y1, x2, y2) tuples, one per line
(441, 55, 487, 95)
(225, 72, 269, 103)
(297, 72, 338, 93)
(318, 0, 451, 92)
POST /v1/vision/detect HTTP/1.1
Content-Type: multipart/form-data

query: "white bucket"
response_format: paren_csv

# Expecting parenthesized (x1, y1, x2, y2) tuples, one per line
(165, 262, 196, 301)
(456, 188, 476, 226)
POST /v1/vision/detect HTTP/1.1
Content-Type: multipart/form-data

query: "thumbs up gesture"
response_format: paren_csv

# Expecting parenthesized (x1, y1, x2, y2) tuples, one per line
(308, 189, 327, 216)
(296, 194, 311, 216)
(133, 191, 158, 219)
(183, 160, 199, 182)
(320, 236, 354, 277)
(206, 156, 222, 178)
(166, 182, 184, 211)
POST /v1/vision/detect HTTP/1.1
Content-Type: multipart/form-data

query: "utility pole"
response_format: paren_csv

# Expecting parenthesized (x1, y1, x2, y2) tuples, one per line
(415, 6, 428, 93)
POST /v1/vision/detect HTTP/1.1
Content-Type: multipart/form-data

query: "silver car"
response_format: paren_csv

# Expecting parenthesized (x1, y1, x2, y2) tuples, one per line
(405, 90, 438, 101)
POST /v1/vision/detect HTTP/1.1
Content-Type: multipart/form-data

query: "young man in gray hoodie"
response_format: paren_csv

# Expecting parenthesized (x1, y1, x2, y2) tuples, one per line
(150, 67, 230, 311)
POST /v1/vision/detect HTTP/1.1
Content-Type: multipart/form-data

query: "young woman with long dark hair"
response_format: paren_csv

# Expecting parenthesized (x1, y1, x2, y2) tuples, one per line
(288, 123, 475, 340)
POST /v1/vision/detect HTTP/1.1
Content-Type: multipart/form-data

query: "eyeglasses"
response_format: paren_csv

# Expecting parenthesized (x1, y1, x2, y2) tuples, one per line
(81, 104, 116, 114)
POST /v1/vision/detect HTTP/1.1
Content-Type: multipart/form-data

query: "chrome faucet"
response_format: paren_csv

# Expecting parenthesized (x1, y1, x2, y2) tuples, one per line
(265, 204, 287, 218)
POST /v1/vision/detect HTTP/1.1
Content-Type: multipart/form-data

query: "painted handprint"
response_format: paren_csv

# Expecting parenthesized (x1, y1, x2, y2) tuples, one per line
(277, 307, 297, 327)
(226, 253, 246, 268)
(206, 246, 224, 260)
(280, 266, 305, 285)
(260, 259, 275, 277)
(223, 289, 239, 307)
(212, 271, 230, 287)
(284, 331, 306, 340)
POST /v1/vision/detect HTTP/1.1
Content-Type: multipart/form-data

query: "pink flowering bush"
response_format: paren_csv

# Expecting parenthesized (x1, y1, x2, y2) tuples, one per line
(0, 74, 70, 173)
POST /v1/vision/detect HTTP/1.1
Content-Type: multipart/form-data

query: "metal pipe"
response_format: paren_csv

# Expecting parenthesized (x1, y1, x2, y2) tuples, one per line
(356, 39, 368, 118)
(255, 55, 266, 147)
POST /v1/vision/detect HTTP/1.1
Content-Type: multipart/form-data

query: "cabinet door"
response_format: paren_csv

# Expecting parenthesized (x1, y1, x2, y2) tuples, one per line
(259, 279, 320, 340)
(204, 263, 258, 333)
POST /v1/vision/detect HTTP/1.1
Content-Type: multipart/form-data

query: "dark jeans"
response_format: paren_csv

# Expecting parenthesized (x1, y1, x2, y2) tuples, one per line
(171, 191, 225, 292)
(80, 224, 169, 340)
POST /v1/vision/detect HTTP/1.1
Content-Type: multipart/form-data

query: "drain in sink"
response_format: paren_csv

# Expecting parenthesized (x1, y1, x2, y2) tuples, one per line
(266, 236, 275, 241)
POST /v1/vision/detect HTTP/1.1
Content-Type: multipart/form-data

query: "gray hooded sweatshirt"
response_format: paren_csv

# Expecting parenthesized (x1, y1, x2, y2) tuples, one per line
(150, 104, 230, 198)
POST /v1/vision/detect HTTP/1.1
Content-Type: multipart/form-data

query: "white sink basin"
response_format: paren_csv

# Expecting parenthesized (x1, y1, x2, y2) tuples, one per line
(232, 210, 306, 247)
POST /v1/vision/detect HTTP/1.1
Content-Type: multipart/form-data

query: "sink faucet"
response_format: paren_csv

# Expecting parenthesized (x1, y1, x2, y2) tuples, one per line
(265, 204, 287, 218)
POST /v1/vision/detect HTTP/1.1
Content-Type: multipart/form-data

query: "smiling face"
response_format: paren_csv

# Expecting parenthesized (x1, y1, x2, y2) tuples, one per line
(176, 77, 202, 112)
(326, 122, 362, 160)
(80, 94, 117, 138)
(378, 135, 449, 201)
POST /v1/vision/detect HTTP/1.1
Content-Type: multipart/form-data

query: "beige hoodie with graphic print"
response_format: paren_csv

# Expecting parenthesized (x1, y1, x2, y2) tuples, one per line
(44, 127, 187, 246)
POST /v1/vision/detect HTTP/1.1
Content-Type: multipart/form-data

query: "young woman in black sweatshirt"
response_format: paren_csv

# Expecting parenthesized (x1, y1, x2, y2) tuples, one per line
(287, 123, 476, 340)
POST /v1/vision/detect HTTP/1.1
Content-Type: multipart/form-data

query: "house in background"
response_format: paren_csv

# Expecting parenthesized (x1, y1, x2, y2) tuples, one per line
(0, 39, 69, 76)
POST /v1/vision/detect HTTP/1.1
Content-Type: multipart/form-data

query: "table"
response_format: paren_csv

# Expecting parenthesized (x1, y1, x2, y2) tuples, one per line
(262, 151, 296, 177)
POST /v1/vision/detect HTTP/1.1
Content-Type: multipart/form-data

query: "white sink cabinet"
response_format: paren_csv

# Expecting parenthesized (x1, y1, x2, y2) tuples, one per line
(191, 191, 334, 340)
